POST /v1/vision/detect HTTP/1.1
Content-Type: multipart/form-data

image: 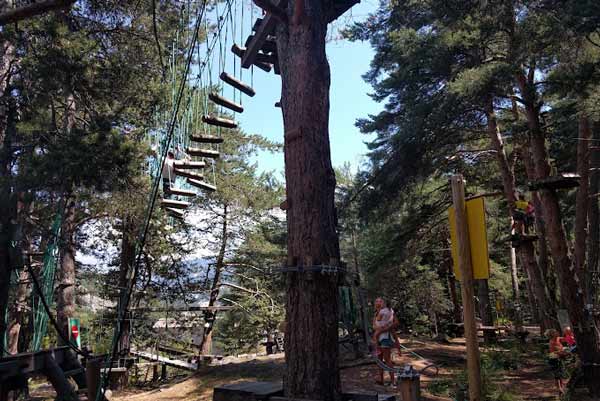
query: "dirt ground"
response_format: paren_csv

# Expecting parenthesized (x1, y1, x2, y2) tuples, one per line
(107, 336, 566, 401)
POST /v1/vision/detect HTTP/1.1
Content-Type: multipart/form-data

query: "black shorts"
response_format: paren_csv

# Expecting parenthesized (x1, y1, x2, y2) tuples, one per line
(548, 357, 565, 379)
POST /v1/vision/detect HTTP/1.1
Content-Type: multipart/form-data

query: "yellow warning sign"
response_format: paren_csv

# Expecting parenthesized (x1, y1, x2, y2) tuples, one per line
(448, 197, 490, 280)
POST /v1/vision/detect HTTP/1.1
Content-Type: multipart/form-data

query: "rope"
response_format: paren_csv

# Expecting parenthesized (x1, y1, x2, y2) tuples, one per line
(98, 2, 208, 398)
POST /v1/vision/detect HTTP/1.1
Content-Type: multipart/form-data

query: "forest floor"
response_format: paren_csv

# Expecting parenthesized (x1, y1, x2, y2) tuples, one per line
(107, 334, 568, 401)
(28, 334, 575, 401)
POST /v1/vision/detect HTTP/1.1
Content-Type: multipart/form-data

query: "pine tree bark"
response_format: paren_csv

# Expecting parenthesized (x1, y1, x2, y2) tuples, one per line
(276, 1, 341, 398)
(446, 256, 462, 323)
(118, 216, 136, 360)
(0, 39, 16, 354)
(198, 204, 228, 357)
(476, 280, 495, 342)
(575, 116, 591, 279)
(516, 72, 600, 395)
(484, 103, 551, 330)
(57, 195, 77, 343)
(587, 122, 600, 303)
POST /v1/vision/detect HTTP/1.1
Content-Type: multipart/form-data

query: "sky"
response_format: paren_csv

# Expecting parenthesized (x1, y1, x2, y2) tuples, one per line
(218, 1, 381, 175)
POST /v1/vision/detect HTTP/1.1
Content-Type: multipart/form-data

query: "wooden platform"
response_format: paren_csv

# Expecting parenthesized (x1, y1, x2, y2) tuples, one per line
(528, 173, 580, 191)
(328, 0, 361, 22)
(212, 382, 395, 401)
(130, 350, 197, 371)
(213, 381, 283, 401)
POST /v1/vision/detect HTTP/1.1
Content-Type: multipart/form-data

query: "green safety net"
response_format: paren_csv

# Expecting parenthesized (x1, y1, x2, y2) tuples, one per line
(30, 211, 62, 351)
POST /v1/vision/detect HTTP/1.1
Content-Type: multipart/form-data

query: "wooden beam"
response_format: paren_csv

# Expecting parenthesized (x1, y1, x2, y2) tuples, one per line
(231, 44, 272, 72)
(186, 147, 220, 159)
(187, 178, 217, 192)
(174, 169, 204, 181)
(160, 199, 190, 210)
(0, 0, 75, 25)
(168, 187, 196, 197)
(173, 160, 206, 169)
(219, 72, 255, 97)
(242, 3, 282, 69)
(252, 0, 287, 23)
(450, 175, 482, 401)
(209, 93, 244, 113)
(189, 135, 224, 144)
(202, 114, 238, 129)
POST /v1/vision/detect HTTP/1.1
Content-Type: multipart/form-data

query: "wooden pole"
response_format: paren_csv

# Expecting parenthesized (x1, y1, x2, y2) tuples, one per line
(450, 175, 482, 401)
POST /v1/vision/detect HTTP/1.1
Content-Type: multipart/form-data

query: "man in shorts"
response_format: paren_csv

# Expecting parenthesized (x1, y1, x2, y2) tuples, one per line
(373, 297, 396, 386)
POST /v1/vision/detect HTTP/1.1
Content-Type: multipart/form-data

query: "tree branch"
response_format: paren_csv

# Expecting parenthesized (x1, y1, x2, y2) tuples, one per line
(0, 0, 75, 25)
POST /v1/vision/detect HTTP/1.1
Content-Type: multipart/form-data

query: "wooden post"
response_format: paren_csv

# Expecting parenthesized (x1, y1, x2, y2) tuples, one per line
(86, 357, 102, 401)
(450, 175, 482, 401)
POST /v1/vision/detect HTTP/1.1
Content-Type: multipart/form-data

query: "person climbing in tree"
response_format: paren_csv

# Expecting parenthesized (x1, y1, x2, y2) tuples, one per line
(546, 329, 569, 395)
(562, 326, 577, 353)
(524, 200, 535, 233)
(512, 194, 529, 235)
(161, 150, 175, 198)
(372, 297, 397, 386)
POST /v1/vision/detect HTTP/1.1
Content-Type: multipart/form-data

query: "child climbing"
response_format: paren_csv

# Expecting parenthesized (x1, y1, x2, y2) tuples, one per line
(512, 195, 529, 235)
(562, 326, 577, 353)
(161, 150, 175, 198)
(546, 329, 569, 395)
(372, 297, 397, 387)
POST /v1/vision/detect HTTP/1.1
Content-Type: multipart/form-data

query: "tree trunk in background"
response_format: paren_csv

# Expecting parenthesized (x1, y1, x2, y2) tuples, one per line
(198, 204, 228, 357)
(587, 122, 600, 305)
(484, 103, 528, 330)
(118, 216, 136, 360)
(57, 195, 77, 343)
(476, 280, 495, 342)
(7, 196, 32, 354)
(446, 257, 462, 323)
(574, 116, 591, 279)
(521, 147, 558, 310)
(277, 1, 341, 398)
(517, 72, 600, 395)
(0, 39, 16, 354)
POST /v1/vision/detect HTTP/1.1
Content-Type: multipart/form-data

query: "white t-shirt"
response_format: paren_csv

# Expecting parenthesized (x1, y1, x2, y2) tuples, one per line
(162, 158, 175, 180)
(375, 307, 394, 341)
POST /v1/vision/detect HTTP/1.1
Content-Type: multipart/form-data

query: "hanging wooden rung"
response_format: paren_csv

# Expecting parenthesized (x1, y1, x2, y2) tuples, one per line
(202, 114, 238, 129)
(190, 134, 224, 144)
(231, 44, 272, 72)
(173, 160, 206, 169)
(161, 199, 190, 210)
(166, 208, 185, 218)
(219, 72, 255, 97)
(187, 178, 217, 192)
(209, 93, 244, 113)
(174, 169, 204, 181)
(168, 187, 196, 197)
(186, 147, 220, 159)
(275, 101, 281, 108)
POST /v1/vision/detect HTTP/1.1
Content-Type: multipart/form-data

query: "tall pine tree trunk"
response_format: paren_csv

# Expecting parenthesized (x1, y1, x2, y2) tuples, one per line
(517, 73, 600, 395)
(198, 204, 228, 357)
(118, 216, 136, 360)
(587, 122, 600, 304)
(0, 39, 16, 353)
(485, 103, 550, 330)
(57, 195, 77, 343)
(276, 1, 341, 399)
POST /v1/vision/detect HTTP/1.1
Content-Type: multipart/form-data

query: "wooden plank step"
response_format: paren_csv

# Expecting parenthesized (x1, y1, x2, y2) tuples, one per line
(189, 134, 224, 144)
(160, 199, 190, 210)
(173, 160, 205, 169)
(202, 114, 238, 129)
(186, 147, 220, 159)
(231, 44, 272, 72)
(187, 178, 216, 192)
(174, 169, 204, 181)
(168, 187, 196, 197)
(209, 92, 244, 113)
(220, 72, 255, 97)
(275, 101, 281, 108)
(243, 11, 279, 69)
(244, 35, 277, 54)
(166, 208, 185, 219)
